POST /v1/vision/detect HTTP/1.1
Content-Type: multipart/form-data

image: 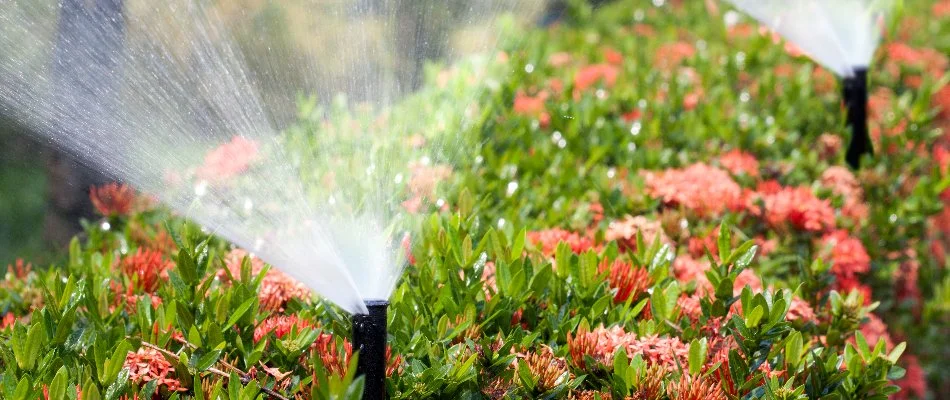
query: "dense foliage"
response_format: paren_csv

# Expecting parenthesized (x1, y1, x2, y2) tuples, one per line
(2, 0, 949, 399)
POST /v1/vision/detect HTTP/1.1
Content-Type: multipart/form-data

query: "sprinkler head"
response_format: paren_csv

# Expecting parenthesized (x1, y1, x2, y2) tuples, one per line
(843, 67, 871, 169)
(352, 299, 388, 399)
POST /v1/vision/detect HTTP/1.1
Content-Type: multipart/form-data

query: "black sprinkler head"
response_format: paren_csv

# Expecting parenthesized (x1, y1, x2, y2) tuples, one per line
(843, 67, 872, 169)
(352, 299, 388, 399)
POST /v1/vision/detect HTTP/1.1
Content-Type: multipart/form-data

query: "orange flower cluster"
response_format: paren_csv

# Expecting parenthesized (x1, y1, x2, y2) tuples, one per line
(221, 249, 311, 312)
(513, 90, 551, 128)
(518, 345, 569, 392)
(124, 348, 187, 393)
(667, 374, 727, 400)
(654, 42, 696, 70)
(90, 183, 135, 217)
(402, 162, 452, 213)
(196, 136, 260, 182)
(312, 333, 401, 379)
(643, 163, 743, 217)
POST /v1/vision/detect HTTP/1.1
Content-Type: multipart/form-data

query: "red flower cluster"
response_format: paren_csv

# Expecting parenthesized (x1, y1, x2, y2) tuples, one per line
(605, 215, 671, 252)
(90, 183, 135, 217)
(253, 314, 315, 343)
(654, 42, 696, 70)
(574, 64, 619, 93)
(402, 162, 452, 214)
(600, 259, 651, 304)
(513, 90, 551, 127)
(643, 163, 742, 217)
(568, 325, 688, 372)
(527, 228, 596, 257)
(718, 149, 759, 177)
(124, 348, 187, 393)
(196, 136, 260, 182)
(220, 249, 311, 312)
(746, 182, 836, 232)
(120, 248, 172, 293)
(819, 230, 871, 297)
(820, 167, 868, 221)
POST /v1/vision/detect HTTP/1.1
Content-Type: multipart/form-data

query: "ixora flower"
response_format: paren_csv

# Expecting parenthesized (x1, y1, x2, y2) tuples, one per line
(527, 228, 596, 257)
(196, 136, 260, 182)
(605, 215, 671, 252)
(574, 64, 620, 93)
(746, 182, 836, 233)
(600, 259, 651, 304)
(512, 90, 551, 127)
(717, 149, 760, 178)
(643, 164, 743, 218)
(220, 249, 311, 312)
(654, 42, 696, 70)
(253, 314, 315, 343)
(124, 347, 187, 393)
(89, 182, 135, 217)
(667, 374, 727, 400)
(120, 248, 172, 293)
(517, 345, 570, 392)
(568, 325, 689, 372)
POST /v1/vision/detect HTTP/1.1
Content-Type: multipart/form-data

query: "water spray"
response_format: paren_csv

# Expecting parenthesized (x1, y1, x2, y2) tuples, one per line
(352, 299, 388, 399)
(725, 0, 892, 168)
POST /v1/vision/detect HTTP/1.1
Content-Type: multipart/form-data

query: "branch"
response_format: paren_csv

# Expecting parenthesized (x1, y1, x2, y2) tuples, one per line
(138, 340, 290, 400)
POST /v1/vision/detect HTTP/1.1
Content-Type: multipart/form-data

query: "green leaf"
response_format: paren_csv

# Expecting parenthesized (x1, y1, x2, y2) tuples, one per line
(511, 228, 526, 262)
(745, 305, 764, 328)
(785, 331, 804, 370)
(195, 350, 223, 372)
(689, 338, 708, 376)
(49, 367, 68, 400)
(104, 369, 130, 400)
(225, 297, 257, 329)
(888, 342, 906, 364)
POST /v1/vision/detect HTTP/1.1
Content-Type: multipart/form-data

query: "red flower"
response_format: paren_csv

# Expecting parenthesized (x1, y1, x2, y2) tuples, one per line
(654, 42, 696, 70)
(120, 248, 172, 293)
(718, 150, 760, 178)
(603, 47, 624, 65)
(643, 163, 742, 217)
(6, 258, 31, 280)
(253, 314, 315, 343)
(527, 229, 596, 257)
(574, 64, 619, 93)
(90, 183, 135, 217)
(667, 374, 727, 400)
(0, 313, 15, 329)
(124, 348, 187, 393)
(512, 90, 551, 128)
(854, 313, 894, 351)
(747, 183, 836, 232)
(786, 297, 817, 323)
(220, 249, 311, 312)
(894, 355, 928, 400)
(196, 136, 260, 182)
(568, 325, 688, 372)
(605, 215, 671, 252)
(600, 259, 651, 304)
(820, 230, 871, 280)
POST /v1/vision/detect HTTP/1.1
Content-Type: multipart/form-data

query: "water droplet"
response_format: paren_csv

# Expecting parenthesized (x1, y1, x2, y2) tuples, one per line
(394, 173, 404, 184)
(679, 219, 688, 229)
(243, 199, 254, 213)
(607, 168, 617, 178)
(557, 139, 567, 148)
(436, 198, 446, 208)
(506, 181, 519, 196)
(724, 11, 740, 27)
(420, 156, 431, 166)
(524, 63, 535, 73)
(475, 156, 484, 165)
(627, 143, 637, 152)
(596, 89, 607, 99)
(652, 0, 665, 7)
(634, 9, 645, 21)
(329, 196, 337, 205)
(630, 121, 642, 136)
(889, 214, 897, 223)
(101, 221, 111, 231)
(497, 218, 506, 228)
(552, 130, 563, 142)
(638, 99, 648, 109)
(194, 180, 208, 197)
(740, 92, 751, 103)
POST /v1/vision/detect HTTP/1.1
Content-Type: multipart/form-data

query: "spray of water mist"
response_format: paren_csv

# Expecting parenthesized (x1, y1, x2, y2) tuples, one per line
(725, 0, 893, 167)
(0, 0, 541, 315)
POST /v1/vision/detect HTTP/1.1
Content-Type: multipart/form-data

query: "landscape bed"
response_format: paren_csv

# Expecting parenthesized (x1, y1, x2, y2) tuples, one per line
(1, 0, 950, 399)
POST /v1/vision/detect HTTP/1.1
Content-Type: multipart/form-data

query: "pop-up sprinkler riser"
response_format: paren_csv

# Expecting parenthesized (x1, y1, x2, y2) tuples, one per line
(843, 68, 871, 169)
(352, 299, 389, 400)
